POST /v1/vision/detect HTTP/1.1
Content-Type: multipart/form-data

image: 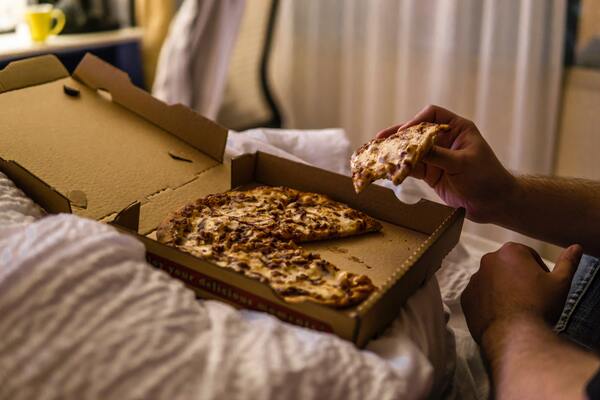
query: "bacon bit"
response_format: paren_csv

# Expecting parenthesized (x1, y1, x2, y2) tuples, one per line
(316, 260, 329, 272)
(280, 287, 309, 296)
(213, 244, 225, 253)
(237, 262, 250, 270)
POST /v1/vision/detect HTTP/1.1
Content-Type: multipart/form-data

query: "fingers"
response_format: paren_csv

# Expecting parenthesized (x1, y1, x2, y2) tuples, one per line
(499, 242, 550, 272)
(409, 162, 426, 179)
(376, 104, 459, 139)
(398, 104, 458, 130)
(376, 124, 402, 139)
(525, 246, 551, 272)
(423, 146, 465, 173)
(552, 244, 583, 281)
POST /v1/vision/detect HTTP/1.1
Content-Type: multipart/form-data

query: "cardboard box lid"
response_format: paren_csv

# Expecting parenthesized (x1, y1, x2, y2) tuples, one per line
(0, 54, 228, 224)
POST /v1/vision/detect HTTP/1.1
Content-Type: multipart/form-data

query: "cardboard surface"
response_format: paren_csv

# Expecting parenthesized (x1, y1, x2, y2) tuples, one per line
(139, 164, 231, 235)
(0, 54, 228, 223)
(0, 55, 68, 92)
(303, 222, 427, 287)
(73, 55, 228, 163)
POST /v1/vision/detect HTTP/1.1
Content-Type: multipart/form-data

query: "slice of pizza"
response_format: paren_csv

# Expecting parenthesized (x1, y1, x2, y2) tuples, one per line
(194, 186, 382, 242)
(211, 244, 375, 307)
(350, 122, 450, 193)
(273, 191, 382, 242)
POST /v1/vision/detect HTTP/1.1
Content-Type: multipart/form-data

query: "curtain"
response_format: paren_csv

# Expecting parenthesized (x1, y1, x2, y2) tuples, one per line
(270, 0, 566, 251)
(153, 0, 246, 119)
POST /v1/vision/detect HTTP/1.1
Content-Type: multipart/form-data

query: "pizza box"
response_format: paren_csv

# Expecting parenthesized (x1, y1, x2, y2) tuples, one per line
(0, 54, 465, 347)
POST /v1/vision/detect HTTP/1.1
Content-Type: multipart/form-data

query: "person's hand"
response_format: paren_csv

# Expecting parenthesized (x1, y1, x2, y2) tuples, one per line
(377, 105, 516, 223)
(461, 242, 583, 344)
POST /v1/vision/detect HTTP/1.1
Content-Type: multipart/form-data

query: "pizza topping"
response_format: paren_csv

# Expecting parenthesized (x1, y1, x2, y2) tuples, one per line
(156, 186, 381, 308)
(350, 122, 450, 193)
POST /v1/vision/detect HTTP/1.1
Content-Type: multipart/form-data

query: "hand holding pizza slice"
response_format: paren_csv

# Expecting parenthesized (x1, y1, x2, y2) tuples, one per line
(350, 122, 450, 193)
(360, 104, 518, 224)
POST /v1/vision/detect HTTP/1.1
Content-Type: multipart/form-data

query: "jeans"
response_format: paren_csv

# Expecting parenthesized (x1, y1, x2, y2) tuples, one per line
(555, 254, 600, 352)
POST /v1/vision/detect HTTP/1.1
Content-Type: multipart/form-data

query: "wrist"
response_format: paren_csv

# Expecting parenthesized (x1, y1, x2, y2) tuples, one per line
(488, 173, 521, 226)
(480, 312, 598, 400)
(481, 312, 547, 358)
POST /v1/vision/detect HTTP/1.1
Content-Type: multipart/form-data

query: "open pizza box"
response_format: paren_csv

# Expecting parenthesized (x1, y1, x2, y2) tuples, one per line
(0, 54, 465, 347)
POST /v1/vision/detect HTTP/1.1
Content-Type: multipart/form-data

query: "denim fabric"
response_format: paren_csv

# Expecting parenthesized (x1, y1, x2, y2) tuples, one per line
(588, 368, 600, 400)
(555, 254, 600, 352)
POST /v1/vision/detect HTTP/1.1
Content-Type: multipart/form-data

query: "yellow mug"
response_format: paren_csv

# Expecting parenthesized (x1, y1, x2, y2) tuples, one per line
(25, 5, 66, 42)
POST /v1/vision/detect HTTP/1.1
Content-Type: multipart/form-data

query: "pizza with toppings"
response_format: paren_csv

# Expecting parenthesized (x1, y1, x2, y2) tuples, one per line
(156, 186, 381, 307)
(350, 122, 450, 193)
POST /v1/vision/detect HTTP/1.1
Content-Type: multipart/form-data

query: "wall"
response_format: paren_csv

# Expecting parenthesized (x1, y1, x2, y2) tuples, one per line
(555, 67, 600, 181)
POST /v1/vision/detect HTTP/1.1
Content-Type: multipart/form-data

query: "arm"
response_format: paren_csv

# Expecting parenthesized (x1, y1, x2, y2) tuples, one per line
(503, 176, 600, 258)
(461, 242, 600, 400)
(377, 105, 600, 257)
(483, 314, 600, 400)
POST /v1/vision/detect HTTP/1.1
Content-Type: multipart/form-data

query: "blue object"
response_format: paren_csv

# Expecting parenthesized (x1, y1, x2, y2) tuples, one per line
(555, 254, 600, 352)
(0, 39, 145, 89)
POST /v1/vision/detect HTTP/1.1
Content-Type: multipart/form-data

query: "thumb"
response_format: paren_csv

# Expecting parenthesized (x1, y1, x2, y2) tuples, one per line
(552, 244, 583, 281)
(376, 124, 401, 139)
(423, 146, 465, 173)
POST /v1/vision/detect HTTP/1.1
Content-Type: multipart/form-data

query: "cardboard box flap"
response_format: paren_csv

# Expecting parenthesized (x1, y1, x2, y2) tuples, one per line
(230, 153, 257, 189)
(0, 55, 69, 93)
(72, 53, 228, 162)
(110, 201, 140, 232)
(0, 157, 71, 214)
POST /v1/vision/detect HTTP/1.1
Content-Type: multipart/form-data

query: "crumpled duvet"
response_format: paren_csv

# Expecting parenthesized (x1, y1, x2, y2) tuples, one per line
(0, 171, 454, 400)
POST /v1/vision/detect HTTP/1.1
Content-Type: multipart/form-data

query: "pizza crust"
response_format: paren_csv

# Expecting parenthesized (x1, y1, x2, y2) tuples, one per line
(350, 122, 450, 193)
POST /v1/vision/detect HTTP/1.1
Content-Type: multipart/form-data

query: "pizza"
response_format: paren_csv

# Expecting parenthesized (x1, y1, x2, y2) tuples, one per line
(350, 122, 450, 193)
(156, 186, 381, 307)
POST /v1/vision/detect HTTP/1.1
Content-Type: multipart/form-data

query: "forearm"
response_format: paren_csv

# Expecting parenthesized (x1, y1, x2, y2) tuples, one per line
(497, 176, 600, 257)
(482, 314, 600, 400)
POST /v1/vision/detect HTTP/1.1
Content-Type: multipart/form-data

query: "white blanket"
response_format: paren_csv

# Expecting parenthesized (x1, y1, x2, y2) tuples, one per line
(0, 128, 489, 399)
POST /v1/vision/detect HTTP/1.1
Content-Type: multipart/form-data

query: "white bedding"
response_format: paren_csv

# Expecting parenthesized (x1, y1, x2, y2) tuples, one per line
(0, 128, 491, 399)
